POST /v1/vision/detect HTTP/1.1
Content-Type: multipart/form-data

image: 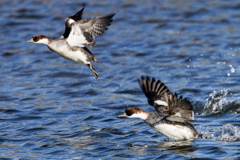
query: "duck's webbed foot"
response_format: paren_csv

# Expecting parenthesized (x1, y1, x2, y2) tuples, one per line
(87, 63, 99, 79)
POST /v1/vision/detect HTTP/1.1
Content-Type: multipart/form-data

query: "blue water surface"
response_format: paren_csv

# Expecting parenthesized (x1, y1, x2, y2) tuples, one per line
(0, 0, 240, 159)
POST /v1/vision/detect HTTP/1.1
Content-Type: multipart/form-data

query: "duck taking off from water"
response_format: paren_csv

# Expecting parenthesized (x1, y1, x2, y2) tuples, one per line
(119, 76, 199, 141)
(26, 4, 115, 78)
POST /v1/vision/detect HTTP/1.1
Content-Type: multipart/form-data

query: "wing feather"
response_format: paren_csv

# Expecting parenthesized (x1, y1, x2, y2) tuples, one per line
(67, 13, 115, 47)
(165, 93, 195, 121)
(62, 3, 87, 38)
(138, 76, 172, 112)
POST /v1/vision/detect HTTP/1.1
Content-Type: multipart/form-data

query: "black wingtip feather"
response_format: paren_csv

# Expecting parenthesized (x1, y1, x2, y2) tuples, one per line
(69, 3, 87, 21)
(138, 76, 171, 99)
(138, 76, 172, 112)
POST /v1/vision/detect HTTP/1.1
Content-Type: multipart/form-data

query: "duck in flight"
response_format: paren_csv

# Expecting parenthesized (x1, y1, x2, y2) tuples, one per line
(26, 4, 115, 78)
(119, 76, 199, 141)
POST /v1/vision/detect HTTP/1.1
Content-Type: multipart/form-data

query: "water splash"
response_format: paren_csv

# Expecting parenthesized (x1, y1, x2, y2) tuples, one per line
(203, 89, 240, 114)
(227, 65, 235, 76)
(204, 89, 229, 114)
(197, 124, 240, 141)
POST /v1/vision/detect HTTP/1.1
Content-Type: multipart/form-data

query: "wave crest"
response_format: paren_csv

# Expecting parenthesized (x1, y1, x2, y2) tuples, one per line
(203, 89, 240, 114)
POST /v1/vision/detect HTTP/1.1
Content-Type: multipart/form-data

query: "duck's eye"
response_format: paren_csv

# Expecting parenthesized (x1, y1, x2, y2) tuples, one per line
(33, 36, 39, 42)
(125, 109, 134, 116)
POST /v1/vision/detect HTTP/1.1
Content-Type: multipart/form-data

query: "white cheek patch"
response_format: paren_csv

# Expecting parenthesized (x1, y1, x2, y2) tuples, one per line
(36, 38, 49, 44)
(124, 112, 149, 120)
(134, 112, 148, 120)
(154, 100, 168, 106)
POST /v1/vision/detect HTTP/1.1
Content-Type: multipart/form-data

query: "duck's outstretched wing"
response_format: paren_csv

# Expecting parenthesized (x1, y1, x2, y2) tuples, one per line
(63, 3, 87, 38)
(66, 13, 115, 47)
(165, 92, 195, 122)
(138, 76, 172, 113)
